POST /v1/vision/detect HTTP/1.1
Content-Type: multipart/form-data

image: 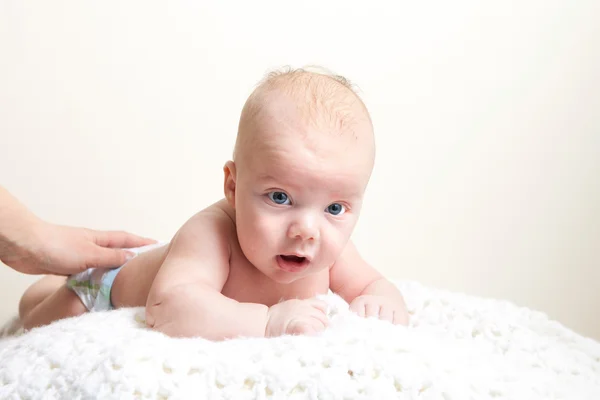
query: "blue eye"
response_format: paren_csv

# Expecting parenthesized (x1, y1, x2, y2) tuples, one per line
(326, 203, 345, 215)
(268, 191, 290, 205)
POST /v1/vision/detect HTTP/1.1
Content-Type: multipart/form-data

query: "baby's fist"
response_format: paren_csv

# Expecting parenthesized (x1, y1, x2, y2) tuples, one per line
(350, 295, 408, 325)
(265, 298, 329, 337)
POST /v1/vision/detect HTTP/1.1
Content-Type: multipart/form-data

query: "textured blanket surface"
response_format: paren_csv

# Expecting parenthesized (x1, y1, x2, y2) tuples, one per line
(1, 281, 599, 399)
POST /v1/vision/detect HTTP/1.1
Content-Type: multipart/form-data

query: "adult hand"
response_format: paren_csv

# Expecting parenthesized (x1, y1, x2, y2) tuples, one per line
(1, 220, 156, 275)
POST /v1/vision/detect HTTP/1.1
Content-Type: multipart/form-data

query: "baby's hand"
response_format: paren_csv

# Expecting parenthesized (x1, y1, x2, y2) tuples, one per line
(265, 299, 329, 337)
(350, 294, 409, 326)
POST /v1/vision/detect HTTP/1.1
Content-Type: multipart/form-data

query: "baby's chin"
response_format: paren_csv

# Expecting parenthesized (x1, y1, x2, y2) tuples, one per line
(256, 264, 311, 285)
(269, 273, 301, 285)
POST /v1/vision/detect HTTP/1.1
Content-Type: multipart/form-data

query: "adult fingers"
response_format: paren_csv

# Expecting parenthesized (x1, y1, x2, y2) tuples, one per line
(85, 246, 133, 269)
(88, 229, 156, 249)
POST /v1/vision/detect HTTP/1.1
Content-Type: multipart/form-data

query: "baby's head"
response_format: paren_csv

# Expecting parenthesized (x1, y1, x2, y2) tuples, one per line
(224, 67, 375, 284)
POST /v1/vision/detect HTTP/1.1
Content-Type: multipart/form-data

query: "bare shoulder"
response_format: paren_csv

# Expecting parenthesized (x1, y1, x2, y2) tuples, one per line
(180, 199, 236, 246)
(146, 199, 237, 292)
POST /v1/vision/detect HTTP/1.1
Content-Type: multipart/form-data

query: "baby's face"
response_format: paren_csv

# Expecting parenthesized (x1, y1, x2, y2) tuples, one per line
(231, 99, 374, 284)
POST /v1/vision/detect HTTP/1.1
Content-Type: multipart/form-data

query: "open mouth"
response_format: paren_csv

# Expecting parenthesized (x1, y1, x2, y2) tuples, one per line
(276, 255, 309, 272)
(280, 255, 306, 263)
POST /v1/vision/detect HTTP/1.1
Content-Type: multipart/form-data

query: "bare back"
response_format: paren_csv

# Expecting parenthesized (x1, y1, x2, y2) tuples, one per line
(111, 200, 329, 309)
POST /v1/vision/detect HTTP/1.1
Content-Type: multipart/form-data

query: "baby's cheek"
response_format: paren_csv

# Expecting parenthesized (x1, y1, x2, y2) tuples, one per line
(238, 214, 267, 257)
(321, 227, 348, 262)
(252, 214, 283, 248)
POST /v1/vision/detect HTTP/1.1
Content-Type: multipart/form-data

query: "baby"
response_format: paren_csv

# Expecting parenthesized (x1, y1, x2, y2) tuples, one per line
(18, 67, 409, 340)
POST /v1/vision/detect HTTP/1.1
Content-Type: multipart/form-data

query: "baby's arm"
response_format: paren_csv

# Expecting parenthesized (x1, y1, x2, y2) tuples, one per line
(329, 241, 408, 325)
(145, 211, 269, 340)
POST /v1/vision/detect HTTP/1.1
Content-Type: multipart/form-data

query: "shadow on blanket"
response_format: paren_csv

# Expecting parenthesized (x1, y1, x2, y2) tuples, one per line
(1, 281, 599, 399)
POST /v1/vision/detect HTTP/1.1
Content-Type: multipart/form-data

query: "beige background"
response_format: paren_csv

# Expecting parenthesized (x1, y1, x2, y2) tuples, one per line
(1, 1, 599, 340)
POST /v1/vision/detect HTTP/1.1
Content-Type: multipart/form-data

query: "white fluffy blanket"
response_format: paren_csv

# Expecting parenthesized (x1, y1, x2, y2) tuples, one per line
(1, 281, 599, 399)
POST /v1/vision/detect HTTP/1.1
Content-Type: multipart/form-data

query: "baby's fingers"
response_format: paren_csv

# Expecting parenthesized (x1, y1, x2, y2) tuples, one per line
(308, 308, 329, 327)
(393, 310, 409, 326)
(350, 299, 366, 317)
(288, 319, 308, 335)
(379, 306, 394, 323)
(306, 318, 327, 335)
(365, 303, 380, 318)
(288, 318, 326, 336)
(307, 299, 329, 314)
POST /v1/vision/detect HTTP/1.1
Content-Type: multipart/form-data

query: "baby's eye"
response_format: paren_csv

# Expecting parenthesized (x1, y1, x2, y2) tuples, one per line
(326, 203, 345, 215)
(268, 191, 291, 205)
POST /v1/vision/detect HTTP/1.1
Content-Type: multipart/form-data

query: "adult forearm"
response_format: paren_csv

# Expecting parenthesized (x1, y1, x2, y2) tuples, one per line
(0, 186, 41, 263)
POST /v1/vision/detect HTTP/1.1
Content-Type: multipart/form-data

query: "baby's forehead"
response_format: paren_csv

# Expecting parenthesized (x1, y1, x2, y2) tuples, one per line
(235, 68, 375, 170)
(251, 139, 373, 194)
(239, 99, 373, 173)
(252, 75, 370, 135)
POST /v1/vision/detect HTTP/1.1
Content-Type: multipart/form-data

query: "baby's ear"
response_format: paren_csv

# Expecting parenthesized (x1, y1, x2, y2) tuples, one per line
(223, 161, 237, 208)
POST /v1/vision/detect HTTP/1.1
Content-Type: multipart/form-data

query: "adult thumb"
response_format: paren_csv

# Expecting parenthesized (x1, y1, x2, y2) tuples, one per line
(87, 246, 135, 269)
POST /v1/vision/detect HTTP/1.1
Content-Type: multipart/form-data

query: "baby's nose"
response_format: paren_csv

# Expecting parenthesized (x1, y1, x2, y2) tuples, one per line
(287, 215, 320, 241)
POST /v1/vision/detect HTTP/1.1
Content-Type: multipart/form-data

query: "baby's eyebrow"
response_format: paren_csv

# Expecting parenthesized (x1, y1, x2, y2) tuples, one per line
(332, 192, 363, 203)
(257, 172, 363, 200)
(257, 173, 279, 183)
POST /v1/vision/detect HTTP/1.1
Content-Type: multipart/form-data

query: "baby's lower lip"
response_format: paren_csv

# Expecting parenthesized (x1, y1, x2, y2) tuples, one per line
(276, 255, 310, 272)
